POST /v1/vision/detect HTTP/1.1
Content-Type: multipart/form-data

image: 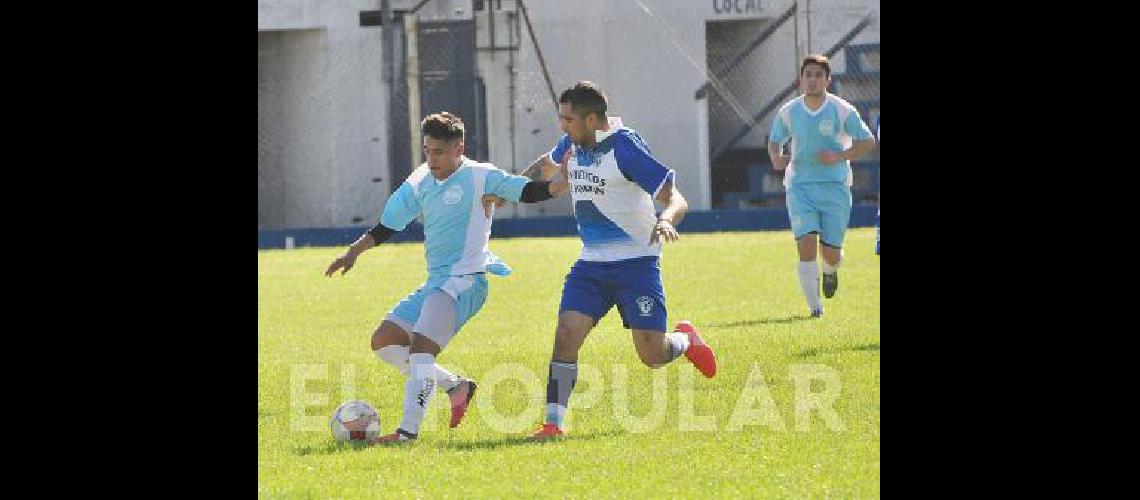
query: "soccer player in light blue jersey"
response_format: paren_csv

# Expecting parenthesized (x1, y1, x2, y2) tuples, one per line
(325, 112, 565, 444)
(490, 81, 718, 440)
(768, 54, 877, 317)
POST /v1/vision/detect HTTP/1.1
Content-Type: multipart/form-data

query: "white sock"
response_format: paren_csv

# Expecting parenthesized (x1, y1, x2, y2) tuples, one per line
(375, 345, 410, 376)
(664, 332, 690, 363)
(399, 353, 437, 436)
(374, 345, 460, 392)
(797, 261, 822, 311)
(433, 363, 461, 393)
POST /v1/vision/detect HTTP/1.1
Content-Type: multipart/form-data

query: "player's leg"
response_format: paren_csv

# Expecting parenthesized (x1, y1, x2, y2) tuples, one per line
(818, 184, 853, 299)
(535, 263, 609, 439)
(534, 310, 596, 440)
(439, 274, 489, 428)
(371, 320, 412, 375)
(789, 185, 824, 316)
(371, 286, 427, 376)
(382, 276, 487, 442)
(615, 258, 716, 378)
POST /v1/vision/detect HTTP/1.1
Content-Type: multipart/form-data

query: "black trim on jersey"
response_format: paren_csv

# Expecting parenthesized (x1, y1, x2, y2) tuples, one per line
(367, 222, 396, 244)
(520, 181, 553, 203)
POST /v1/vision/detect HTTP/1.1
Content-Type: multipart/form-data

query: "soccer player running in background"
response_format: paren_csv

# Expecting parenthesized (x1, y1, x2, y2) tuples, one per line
(768, 54, 877, 317)
(490, 81, 717, 440)
(325, 112, 566, 444)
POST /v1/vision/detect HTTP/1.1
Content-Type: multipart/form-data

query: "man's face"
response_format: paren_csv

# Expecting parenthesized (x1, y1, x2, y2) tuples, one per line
(559, 103, 597, 145)
(423, 136, 463, 179)
(799, 63, 830, 97)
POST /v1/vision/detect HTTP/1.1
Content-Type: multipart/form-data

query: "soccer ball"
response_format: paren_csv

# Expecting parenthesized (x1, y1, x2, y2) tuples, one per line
(330, 400, 380, 443)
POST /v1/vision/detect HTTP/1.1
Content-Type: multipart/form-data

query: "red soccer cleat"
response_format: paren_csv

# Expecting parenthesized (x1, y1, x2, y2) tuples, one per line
(448, 379, 478, 429)
(530, 423, 565, 441)
(676, 320, 716, 378)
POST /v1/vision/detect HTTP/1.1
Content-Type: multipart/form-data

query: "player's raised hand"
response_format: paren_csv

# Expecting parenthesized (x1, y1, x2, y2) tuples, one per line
(481, 194, 506, 218)
(650, 218, 679, 244)
(817, 150, 842, 165)
(325, 252, 358, 277)
(540, 149, 572, 181)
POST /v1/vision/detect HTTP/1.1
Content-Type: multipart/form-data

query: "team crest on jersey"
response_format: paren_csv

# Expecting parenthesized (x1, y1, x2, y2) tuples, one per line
(636, 296, 654, 317)
(443, 185, 464, 205)
(819, 119, 836, 136)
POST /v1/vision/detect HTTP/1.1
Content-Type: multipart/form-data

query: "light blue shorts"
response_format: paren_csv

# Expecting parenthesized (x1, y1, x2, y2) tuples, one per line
(786, 182, 852, 248)
(386, 273, 489, 348)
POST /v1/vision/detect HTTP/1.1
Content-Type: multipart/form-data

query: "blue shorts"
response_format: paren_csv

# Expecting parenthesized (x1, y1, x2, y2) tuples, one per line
(786, 182, 852, 248)
(559, 256, 668, 332)
(388, 273, 489, 334)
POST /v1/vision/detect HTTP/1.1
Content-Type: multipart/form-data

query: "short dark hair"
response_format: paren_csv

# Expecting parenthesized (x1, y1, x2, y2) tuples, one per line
(421, 112, 464, 142)
(800, 54, 831, 77)
(558, 81, 608, 119)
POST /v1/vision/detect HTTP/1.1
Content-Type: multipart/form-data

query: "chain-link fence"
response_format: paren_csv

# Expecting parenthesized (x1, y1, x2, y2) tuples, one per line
(257, 19, 387, 231)
(258, 0, 879, 230)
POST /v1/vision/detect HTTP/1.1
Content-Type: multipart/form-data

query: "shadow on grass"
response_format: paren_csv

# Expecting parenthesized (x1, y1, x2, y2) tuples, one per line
(705, 315, 816, 328)
(293, 429, 627, 455)
(795, 343, 880, 358)
(435, 429, 626, 451)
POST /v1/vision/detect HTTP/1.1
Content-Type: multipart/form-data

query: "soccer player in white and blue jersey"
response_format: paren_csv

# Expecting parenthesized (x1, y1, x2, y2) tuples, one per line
(325, 112, 565, 444)
(498, 82, 718, 440)
(768, 54, 877, 317)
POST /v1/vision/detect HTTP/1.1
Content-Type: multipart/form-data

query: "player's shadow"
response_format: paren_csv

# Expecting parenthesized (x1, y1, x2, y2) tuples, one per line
(795, 343, 880, 358)
(292, 429, 627, 456)
(705, 315, 815, 328)
(437, 429, 627, 451)
(294, 441, 380, 456)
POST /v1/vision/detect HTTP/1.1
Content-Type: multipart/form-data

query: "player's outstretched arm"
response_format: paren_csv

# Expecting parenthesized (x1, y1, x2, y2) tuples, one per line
(480, 152, 570, 216)
(324, 223, 395, 277)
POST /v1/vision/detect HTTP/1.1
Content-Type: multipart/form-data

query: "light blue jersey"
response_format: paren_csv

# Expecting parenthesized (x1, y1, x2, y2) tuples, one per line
(769, 93, 874, 187)
(380, 157, 530, 279)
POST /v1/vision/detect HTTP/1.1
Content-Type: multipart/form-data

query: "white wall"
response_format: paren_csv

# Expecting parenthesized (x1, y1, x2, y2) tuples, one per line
(258, 0, 388, 230)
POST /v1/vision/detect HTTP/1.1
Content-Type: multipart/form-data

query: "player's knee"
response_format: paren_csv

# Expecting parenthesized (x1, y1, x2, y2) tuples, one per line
(408, 334, 441, 356)
(370, 322, 409, 351)
(370, 329, 387, 351)
(552, 324, 580, 361)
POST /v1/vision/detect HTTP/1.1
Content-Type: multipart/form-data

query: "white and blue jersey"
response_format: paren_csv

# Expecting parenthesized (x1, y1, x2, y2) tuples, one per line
(548, 119, 675, 332)
(548, 120, 675, 262)
(380, 157, 531, 279)
(769, 93, 875, 187)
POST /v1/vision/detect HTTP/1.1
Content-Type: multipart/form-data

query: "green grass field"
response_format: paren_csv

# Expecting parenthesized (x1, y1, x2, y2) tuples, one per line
(258, 229, 880, 498)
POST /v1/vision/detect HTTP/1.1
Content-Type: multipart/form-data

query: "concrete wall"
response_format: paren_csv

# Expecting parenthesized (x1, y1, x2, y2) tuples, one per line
(258, 0, 388, 230)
